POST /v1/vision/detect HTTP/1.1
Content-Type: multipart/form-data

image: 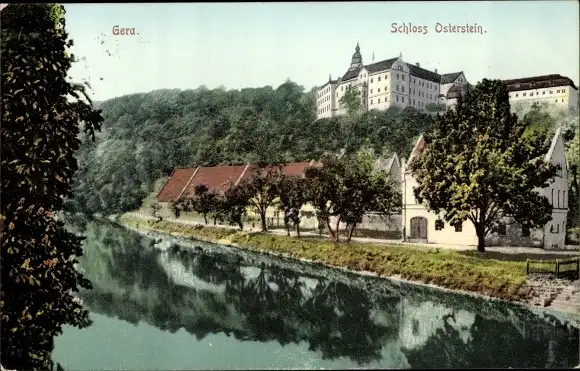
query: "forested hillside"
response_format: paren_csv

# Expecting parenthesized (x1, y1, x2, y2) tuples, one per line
(67, 80, 435, 215)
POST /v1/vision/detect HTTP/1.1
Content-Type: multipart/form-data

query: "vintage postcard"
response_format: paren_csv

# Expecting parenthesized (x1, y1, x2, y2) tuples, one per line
(1, 2, 579, 370)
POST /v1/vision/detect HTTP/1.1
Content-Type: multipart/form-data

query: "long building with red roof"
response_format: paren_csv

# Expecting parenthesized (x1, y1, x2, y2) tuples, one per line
(156, 161, 321, 203)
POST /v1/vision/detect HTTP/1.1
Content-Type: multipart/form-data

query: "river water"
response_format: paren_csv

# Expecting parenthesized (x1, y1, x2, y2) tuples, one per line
(52, 217, 579, 369)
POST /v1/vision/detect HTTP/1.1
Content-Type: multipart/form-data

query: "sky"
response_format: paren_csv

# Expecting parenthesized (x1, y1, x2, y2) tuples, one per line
(63, 1, 580, 102)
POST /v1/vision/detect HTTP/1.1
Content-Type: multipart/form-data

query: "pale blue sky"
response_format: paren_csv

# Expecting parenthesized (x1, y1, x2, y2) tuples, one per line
(64, 2, 579, 102)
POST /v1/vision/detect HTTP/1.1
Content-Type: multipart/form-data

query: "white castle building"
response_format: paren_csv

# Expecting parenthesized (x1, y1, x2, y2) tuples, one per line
(316, 43, 468, 119)
(317, 44, 578, 119)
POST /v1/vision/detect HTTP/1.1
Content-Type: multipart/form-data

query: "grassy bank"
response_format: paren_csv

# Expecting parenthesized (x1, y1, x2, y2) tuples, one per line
(118, 214, 531, 301)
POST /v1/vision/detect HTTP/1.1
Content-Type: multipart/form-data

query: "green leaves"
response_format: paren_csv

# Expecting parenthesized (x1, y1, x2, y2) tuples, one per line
(304, 152, 400, 243)
(410, 79, 558, 252)
(1, 4, 103, 370)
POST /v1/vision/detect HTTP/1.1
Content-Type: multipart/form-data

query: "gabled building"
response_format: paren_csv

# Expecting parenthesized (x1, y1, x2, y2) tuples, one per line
(376, 153, 402, 192)
(156, 161, 321, 203)
(401, 129, 569, 249)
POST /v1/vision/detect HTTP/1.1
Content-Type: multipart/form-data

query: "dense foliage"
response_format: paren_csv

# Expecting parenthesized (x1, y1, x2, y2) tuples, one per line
(304, 150, 400, 243)
(410, 80, 558, 252)
(1, 4, 103, 370)
(66, 84, 435, 215)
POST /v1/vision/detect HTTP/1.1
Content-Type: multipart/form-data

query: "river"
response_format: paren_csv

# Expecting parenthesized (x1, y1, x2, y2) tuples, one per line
(52, 216, 579, 369)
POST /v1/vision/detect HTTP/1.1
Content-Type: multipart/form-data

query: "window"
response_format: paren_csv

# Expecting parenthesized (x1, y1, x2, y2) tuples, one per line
(378, 76, 381, 82)
(341, 86, 344, 91)
(378, 98, 381, 103)
(556, 224, 560, 233)
(397, 73, 400, 80)
(402, 97, 405, 103)
(378, 88, 381, 92)
(371, 78, 374, 83)
(557, 90, 560, 93)
(454, 222, 462, 232)
(563, 221, 566, 231)
(556, 99, 558, 103)
(413, 99, 416, 105)
(413, 78, 416, 84)
(557, 190, 560, 208)
(521, 226, 530, 237)
(516, 94, 519, 97)
(371, 89, 373, 94)
(370, 99, 373, 105)
(498, 223, 506, 236)
(551, 189, 554, 205)
(397, 85, 399, 91)
(542, 91, 545, 95)
(402, 75, 405, 81)
(550, 90, 553, 94)
(336, 92, 338, 97)
(562, 99, 564, 102)
(562, 88, 566, 93)
(385, 75, 388, 80)
(523, 93, 527, 96)
(396, 95, 399, 102)
(564, 191, 566, 207)
(402, 86, 405, 93)
(550, 225, 554, 233)
(435, 220, 444, 230)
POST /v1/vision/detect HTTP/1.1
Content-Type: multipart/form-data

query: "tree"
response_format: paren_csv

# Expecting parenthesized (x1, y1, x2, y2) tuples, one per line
(188, 185, 219, 225)
(221, 186, 251, 231)
(410, 79, 558, 252)
(1, 4, 103, 370)
(304, 153, 400, 243)
(240, 164, 285, 232)
(278, 176, 309, 237)
(169, 200, 181, 219)
(151, 202, 162, 221)
(339, 87, 362, 116)
(566, 133, 580, 230)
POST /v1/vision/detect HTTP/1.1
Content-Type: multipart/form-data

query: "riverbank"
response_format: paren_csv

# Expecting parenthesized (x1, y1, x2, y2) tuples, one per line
(116, 214, 579, 318)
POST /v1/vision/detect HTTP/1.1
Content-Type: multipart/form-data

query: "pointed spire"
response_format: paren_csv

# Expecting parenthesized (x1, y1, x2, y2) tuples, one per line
(329, 74, 332, 82)
(356, 42, 360, 52)
(399, 52, 403, 58)
(372, 52, 375, 62)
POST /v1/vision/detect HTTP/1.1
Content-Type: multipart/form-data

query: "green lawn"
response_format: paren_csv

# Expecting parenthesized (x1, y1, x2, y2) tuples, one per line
(118, 214, 531, 301)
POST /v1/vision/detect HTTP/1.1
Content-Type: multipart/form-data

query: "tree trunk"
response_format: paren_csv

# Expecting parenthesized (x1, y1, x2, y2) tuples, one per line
(325, 220, 338, 243)
(260, 210, 267, 232)
(203, 214, 208, 225)
(296, 219, 301, 238)
(334, 216, 342, 242)
(346, 223, 357, 243)
(475, 224, 486, 253)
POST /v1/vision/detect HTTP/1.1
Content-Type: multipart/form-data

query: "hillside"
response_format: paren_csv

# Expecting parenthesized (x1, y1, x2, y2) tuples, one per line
(67, 81, 436, 215)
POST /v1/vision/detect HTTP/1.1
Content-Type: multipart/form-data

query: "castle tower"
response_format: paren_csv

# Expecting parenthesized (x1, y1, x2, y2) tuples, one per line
(348, 42, 363, 70)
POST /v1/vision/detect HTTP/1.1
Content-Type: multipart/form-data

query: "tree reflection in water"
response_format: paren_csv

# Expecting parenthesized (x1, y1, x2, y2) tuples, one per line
(68, 217, 580, 369)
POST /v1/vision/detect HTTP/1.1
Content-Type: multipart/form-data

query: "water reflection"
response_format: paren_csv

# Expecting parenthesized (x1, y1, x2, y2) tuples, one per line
(67, 216, 579, 369)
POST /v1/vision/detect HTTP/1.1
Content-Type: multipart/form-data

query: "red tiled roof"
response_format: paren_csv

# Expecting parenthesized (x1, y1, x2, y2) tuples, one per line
(157, 161, 324, 202)
(181, 165, 249, 197)
(238, 161, 321, 183)
(407, 136, 425, 165)
(156, 168, 197, 202)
